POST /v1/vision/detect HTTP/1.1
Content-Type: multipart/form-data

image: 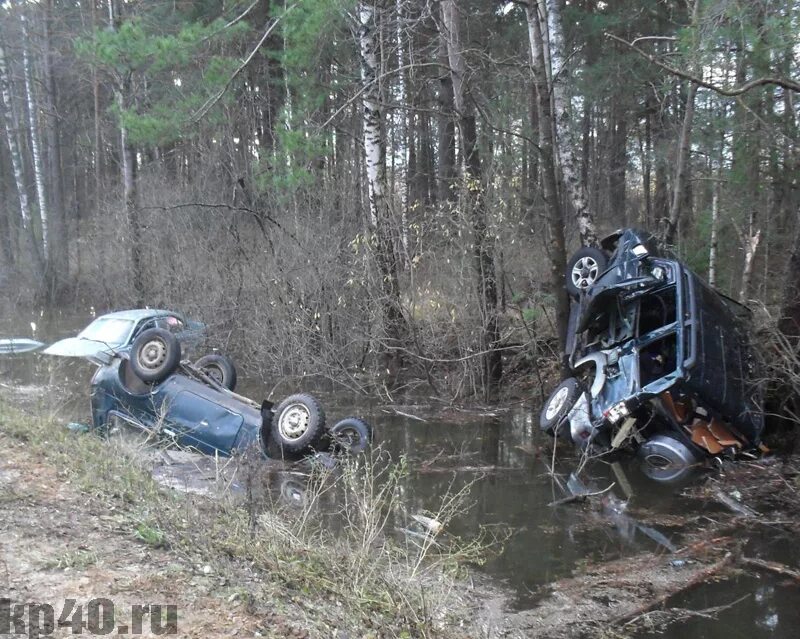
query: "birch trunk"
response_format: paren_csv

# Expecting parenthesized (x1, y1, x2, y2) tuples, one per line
(0, 36, 43, 279)
(738, 212, 761, 303)
(708, 181, 719, 287)
(358, 2, 406, 375)
(545, 0, 597, 247)
(19, 7, 50, 261)
(526, 0, 570, 348)
(442, 0, 502, 398)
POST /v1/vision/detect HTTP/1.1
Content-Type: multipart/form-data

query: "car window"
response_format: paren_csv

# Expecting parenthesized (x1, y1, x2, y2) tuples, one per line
(155, 316, 185, 333)
(78, 318, 135, 346)
(638, 287, 676, 336)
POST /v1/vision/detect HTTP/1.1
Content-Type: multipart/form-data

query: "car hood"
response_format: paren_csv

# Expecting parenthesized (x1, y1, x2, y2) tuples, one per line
(42, 337, 121, 364)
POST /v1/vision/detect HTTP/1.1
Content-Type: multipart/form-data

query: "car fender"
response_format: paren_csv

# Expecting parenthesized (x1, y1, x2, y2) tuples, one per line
(573, 352, 608, 399)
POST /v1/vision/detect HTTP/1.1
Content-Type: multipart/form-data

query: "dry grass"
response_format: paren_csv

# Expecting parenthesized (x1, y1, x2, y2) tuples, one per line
(0, 396, 492, 637)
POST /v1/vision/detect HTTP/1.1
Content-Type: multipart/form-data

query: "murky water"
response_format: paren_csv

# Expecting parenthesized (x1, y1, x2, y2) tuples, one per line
(2, 311, 799, 637)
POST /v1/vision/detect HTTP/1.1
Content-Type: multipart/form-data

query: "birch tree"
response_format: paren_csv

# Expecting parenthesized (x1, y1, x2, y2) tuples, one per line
(358, 1, 407, 374)
(544, 0, 597, 247)
(0, 34, 43, 279)
(19, 5, 49, 261)
(526, 0, 570, 344)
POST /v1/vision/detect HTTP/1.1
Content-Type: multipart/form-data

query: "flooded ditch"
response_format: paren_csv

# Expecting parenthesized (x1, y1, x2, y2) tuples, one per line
(1, 312, 799, 637)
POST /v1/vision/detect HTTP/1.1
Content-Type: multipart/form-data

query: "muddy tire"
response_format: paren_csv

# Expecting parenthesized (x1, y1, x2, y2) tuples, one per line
(330, 417, 373, 454)
(566, 247, 608, 297)
(130, 328, 181, 384)
(540, 377, 581, 437)
(271, 393, 326, 455)
(194, 354, 237, 391)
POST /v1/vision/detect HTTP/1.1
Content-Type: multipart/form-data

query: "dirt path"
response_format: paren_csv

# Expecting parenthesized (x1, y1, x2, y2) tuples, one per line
(0, 434, 305, 638)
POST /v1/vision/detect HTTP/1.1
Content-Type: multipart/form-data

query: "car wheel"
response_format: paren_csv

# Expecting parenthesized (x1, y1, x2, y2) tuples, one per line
(271, 393, 326, 455)
(566, 247, 608, 297)
(330, 417, 373, 454)
(540, 377, 581, 436)
(638, 434, 700, 483)
(130, 328, 181, 384)
(194, 354, 237, 391)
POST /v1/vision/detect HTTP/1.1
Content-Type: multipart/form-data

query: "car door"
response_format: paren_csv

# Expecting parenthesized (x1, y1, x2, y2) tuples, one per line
(162, 387, 244, 456)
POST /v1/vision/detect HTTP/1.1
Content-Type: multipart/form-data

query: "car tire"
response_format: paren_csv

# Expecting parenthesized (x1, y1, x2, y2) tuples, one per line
(194, 354, 237, 391)
(330, 417, 373, 454)
(130, 328, 181, 384)
(540, 377, 581, 437)
(271, 393, 326, 455)
(566, 247, 608, 298)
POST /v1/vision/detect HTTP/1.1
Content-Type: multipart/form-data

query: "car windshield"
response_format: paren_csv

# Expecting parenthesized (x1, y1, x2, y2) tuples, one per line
(78, 317, 135, 346)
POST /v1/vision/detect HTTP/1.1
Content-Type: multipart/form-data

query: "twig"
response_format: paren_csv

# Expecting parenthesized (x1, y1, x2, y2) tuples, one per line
(548, 482, 615, 507)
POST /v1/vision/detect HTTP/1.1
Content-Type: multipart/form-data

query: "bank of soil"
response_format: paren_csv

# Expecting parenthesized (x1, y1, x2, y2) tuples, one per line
(0, 433, 315, 638)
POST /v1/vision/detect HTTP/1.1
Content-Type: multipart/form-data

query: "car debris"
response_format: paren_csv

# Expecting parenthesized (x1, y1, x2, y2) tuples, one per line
(541, 228, 765, 481)
(0, 338, 45, 355)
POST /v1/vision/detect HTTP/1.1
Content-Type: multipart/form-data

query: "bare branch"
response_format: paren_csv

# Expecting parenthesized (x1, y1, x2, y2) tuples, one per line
(605, 32, 800, 95)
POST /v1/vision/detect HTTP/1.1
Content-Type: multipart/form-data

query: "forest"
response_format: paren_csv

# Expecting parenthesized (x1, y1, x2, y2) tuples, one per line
(0, 0, 798, 400)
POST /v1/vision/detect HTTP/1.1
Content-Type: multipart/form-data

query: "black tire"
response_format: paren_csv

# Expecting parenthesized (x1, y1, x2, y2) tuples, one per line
(271, 393, 326, 455)
(565, 247, 608, 297)
(194, 354, 237, 391)
(540, 377, 581, 436)
(279, 475, 308, 509)
(129, 328, 181, 383)
(330, 417, 373, 454)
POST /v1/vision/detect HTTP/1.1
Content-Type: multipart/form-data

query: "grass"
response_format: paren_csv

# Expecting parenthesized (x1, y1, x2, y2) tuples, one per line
(0, 396, 491, 638)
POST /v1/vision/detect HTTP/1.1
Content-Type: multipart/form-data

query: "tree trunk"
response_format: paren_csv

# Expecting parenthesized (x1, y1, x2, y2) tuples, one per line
(0, 36, 43, 280)
(665, 81, 697, 245)
(358, 1, 406, 377)
(43, 0, 68, 298)
(20, 6, 50, 264)
(527, 0, 570, 349)
(442, 0, 502, 399)
(436, 28, 457, 204)
(708, 180, 719, 287)
(545, 0, 597, 247)
(665, 0, 701, 245)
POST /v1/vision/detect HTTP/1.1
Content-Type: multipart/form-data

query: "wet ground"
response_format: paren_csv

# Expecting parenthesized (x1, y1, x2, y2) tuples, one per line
(2, 312, 800, 636)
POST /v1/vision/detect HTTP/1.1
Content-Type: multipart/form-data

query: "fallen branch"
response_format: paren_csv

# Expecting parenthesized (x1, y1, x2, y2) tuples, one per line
(739, 556, 800, 583)
(615, 553, 735, 626)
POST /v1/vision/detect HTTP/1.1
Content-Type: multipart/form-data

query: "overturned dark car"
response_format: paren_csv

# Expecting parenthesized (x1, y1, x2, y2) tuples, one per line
(541, 228, 764, 482)
(43, 310, 371, 460)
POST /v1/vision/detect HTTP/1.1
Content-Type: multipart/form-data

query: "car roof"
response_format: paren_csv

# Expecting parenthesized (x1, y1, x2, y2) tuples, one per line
(95, 309, 179, 322)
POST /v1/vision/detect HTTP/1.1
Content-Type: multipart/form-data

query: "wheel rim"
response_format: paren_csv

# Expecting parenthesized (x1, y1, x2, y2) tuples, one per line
(545, 386, 570, 421)
(336, 427, 360, 450)
(278, 403, 311, 440)
(138, 338, 167, 370)
(204, 364, 223, 383)
(571, 256, 600, 290)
